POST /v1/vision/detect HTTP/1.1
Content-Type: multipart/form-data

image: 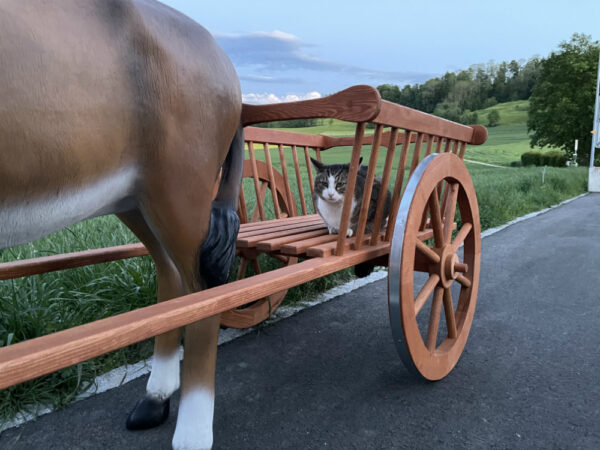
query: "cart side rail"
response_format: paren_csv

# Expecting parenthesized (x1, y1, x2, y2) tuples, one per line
(241, 85, 487, 256)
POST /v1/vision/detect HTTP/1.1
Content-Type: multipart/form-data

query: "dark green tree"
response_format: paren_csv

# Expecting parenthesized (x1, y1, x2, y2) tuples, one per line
(528, 33, 599, 164)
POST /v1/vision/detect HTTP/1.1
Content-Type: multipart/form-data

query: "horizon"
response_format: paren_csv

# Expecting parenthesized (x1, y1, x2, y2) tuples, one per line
(162, 0, 600, 104)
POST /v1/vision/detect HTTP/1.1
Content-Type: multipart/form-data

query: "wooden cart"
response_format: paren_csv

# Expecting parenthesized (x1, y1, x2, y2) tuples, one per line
(0, 85, 487, 386)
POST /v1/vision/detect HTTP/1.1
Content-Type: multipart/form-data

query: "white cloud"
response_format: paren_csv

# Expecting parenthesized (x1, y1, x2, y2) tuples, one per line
(242, 91, 322, 105)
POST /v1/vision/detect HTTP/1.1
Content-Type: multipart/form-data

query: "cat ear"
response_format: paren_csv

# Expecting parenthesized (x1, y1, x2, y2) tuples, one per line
(310, 157, 324, 171)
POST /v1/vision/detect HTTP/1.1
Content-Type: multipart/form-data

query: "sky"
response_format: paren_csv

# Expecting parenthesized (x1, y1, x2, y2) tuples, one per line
(162, 0, 600, 104)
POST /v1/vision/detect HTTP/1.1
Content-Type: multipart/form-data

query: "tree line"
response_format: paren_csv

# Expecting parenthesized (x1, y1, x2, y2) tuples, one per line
(377, 58, 541, 125)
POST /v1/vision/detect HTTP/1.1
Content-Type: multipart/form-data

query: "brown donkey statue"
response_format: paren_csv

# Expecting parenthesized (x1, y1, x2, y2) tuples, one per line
(0, 1, 244, 448)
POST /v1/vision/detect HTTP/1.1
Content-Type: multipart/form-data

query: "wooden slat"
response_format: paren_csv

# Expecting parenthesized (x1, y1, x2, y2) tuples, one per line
(354, 124, 383, 250)
(304, 146, 316, 211)
(238, 214, 320, 232)
(370, 127, 399, 246)
(238, 218, 323, 239)
(0, 244, 148, 280)
(409, 132, 425, 176)
(458, 142, 467, 159)
(247, 141, 266, 221)
(280, 234, 338, 256)
(242, 85, 381, 126)
(436, 137, 444, 153)
(256, 229, 329, 252)
(336, 122, 366, 256)
(291, 145, 307, 215)
(384, 130, 412, 242)
(424, 135, 434, 157)
(238, 187, 249, 224)
(237, 223, 327, 248)
(263, 142, 281, 219)
(278, 144, 297, 216)
(0, 244, 390, 390)
(250, 181, 269, 222)
(309, 232, 384, 258)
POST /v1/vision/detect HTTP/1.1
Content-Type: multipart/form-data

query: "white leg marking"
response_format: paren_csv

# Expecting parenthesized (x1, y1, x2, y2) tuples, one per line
(172, 388, 214, 450)
(146, 350, 181, 401)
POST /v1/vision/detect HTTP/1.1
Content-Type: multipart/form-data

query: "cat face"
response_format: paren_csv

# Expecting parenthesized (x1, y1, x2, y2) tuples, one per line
(310, 157, 362, 204)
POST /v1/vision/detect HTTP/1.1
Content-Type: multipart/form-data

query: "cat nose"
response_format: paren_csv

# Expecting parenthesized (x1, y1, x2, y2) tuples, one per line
(328, 193, 334, 199)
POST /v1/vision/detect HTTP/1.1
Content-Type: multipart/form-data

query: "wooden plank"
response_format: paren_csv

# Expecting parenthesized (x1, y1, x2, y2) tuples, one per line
(263, 142, 281, 219)
(238, 217, 323, 239)
(309, 232, 385, 257)
(278, 144, 297, 216)
(256, 229, 330, 252)
(0, 244, 148, 280)
(370, 128, 399, 246)
(354, 124, 383, 250)
(247, 141, 266, 221)
(242, 85, 381, 126)
(374, 100, 476, 143)
(291, 145, 308, 215)
(304, 146, 317, 212)
(238, 214, 320, 232)
(237, 223, 327, 248)
(384, 130, 412, 242)
(280, 234, 338, 255)
(0, 244, 390, 390)
(336, 122, 366, 255)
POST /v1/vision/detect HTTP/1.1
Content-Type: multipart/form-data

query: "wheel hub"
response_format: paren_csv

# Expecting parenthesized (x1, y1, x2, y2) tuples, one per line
(434, 245, 462, 288)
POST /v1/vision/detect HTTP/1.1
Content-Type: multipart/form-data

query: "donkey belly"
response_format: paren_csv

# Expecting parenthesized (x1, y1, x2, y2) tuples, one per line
(0, 166, 137, 249)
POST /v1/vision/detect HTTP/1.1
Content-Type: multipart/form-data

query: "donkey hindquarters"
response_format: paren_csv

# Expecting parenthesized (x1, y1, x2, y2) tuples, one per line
(0, 1, 243, 448)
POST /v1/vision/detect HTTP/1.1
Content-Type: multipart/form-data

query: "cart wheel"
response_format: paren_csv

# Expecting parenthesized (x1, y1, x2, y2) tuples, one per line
(221, 161, 297, 329)
(388, 152, 480, 380)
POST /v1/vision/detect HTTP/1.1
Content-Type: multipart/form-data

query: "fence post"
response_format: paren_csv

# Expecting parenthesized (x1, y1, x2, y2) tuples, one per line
(589, 49, 600, 192)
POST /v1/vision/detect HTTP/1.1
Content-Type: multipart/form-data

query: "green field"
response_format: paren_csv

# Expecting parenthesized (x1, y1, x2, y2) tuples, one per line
(0, 104, 589, 425)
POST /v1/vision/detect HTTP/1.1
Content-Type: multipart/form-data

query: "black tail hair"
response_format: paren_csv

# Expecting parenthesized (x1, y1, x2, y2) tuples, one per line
(199, 125, 244, 288)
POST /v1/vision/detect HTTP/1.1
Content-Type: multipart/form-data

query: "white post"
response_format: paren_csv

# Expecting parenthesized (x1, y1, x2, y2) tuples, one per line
(589, 48, 600, 192)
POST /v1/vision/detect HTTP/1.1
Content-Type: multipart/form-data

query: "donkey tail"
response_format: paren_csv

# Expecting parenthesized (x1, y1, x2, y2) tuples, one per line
(199, 124, 244, 288)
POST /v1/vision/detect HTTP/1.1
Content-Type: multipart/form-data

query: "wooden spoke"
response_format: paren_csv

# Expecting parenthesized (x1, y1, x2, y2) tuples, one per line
(454, 263, 468, 273)
(443, 287, 458, 339)
(426, 287, 443, 351)
(443, 181, 459, 243)
(451, 222, 472, 252)
(416, 240, 440, 264)
(456, 274, 471, 288)
(414, 274, 440, 315)
(427, 187, 444, 247)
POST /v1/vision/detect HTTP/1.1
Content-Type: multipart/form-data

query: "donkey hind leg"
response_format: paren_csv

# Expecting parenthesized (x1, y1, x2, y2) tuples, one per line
(118, 210, 184, 430)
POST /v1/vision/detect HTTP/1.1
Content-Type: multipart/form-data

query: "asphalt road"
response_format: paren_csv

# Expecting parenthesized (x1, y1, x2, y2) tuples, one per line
(2, 194, 599, 449)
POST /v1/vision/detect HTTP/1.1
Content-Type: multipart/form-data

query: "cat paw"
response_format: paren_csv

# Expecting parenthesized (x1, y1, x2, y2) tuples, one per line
(328, 227, 337, 235)
(346, 229, 354, 237)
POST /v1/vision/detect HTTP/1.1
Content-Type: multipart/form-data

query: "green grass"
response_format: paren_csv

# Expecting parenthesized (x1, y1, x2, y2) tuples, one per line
(474, 100, 530, 126)
(0, 103, 589, 426)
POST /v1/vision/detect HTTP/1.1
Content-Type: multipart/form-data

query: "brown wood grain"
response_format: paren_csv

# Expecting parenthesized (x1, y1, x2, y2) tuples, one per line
(0, 244, 389, 390)
(0, 244, 149, 280)
(242, 85, 381, 126)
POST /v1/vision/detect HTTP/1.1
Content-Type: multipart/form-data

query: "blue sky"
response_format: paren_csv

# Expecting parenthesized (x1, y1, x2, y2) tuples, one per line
(162, 0, 600, 103)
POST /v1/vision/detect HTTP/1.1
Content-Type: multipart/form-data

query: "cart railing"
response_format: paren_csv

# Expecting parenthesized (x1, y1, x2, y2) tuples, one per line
(240, 85, 487, 257)
(0, 85, 487, 389)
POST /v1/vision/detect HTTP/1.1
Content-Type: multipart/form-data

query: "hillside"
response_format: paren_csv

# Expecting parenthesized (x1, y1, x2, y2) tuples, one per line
(473, 100, 529, 126)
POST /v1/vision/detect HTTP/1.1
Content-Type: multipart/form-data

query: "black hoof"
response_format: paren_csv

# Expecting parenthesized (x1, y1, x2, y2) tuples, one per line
(126, 396, 170, 430)
(354, 262, 375, 278)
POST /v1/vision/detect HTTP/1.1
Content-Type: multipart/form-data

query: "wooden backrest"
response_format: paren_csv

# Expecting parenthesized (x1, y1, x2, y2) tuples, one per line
(240, 85, 488, 256)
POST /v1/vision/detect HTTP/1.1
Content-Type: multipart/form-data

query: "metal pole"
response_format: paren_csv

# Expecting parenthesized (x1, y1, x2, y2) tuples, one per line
(590, 49, 600, 168)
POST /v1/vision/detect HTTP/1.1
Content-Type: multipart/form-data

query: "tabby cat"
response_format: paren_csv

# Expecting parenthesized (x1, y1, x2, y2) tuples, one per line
(310, 157, 391, 238)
